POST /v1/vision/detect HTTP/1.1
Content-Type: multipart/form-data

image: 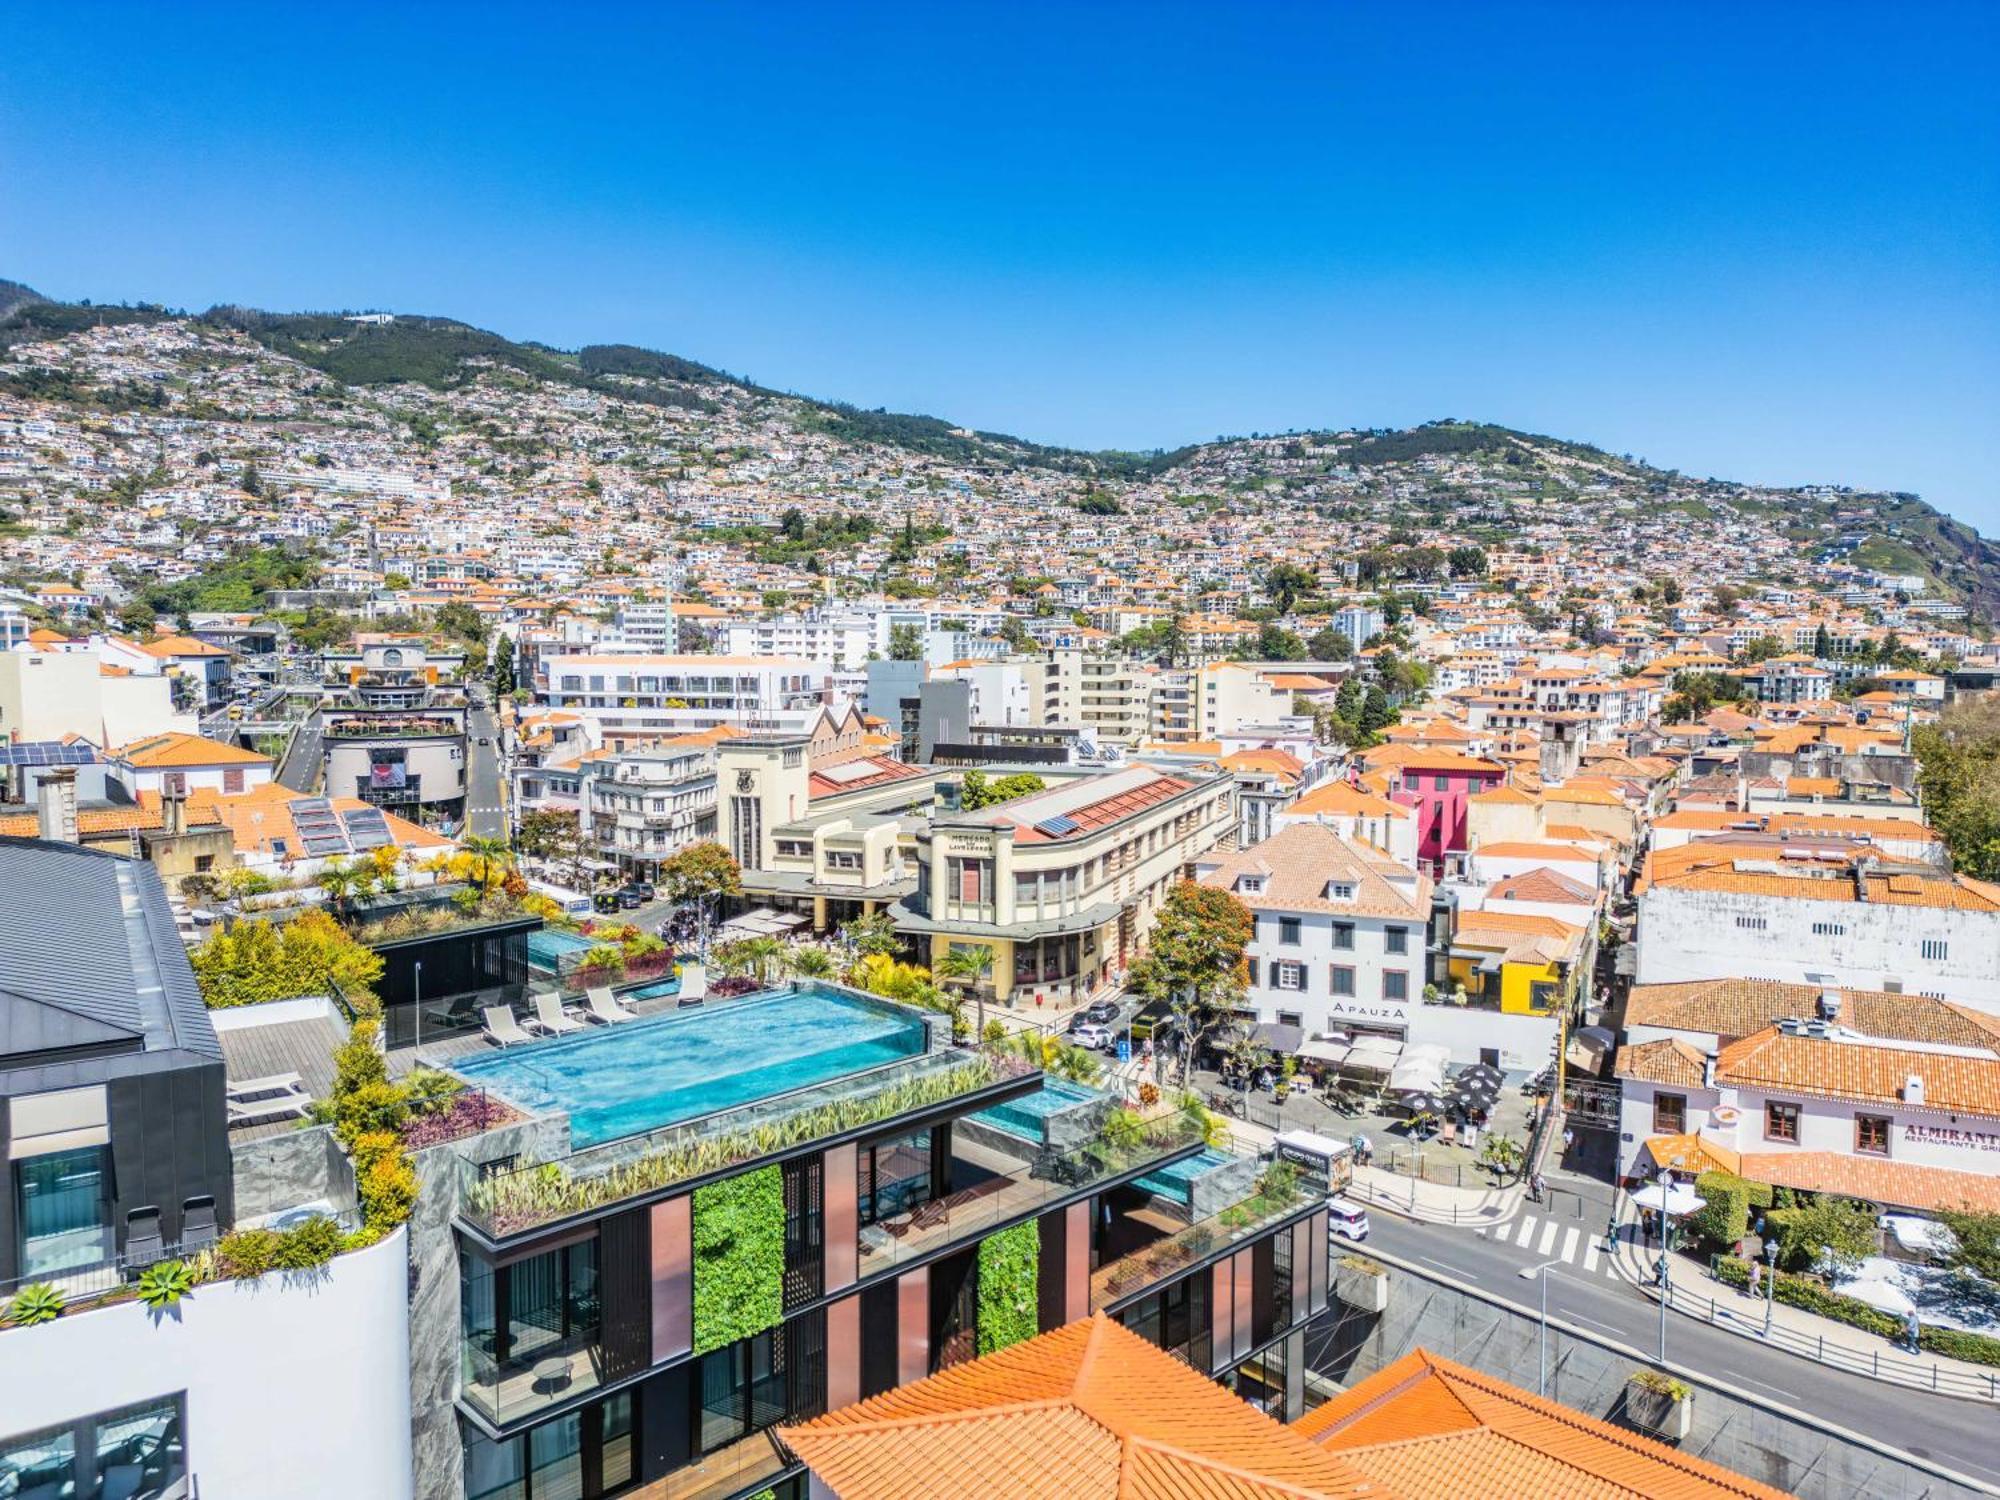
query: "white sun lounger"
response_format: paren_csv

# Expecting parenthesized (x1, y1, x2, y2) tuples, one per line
(583, 986, 635, 1024)
(482, 1004, 538, 1048)
(532, 992, 587, 1035)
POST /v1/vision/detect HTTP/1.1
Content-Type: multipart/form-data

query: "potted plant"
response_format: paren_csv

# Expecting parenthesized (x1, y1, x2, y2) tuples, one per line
(1625, 1369, 1692, 1439)
(1335, 1253, 1390, 1313)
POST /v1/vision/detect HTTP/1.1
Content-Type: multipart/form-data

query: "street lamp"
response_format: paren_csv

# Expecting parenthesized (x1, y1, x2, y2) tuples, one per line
(1519, 1258, 1577, 1396)
(1763, 1237, 1780, 1335)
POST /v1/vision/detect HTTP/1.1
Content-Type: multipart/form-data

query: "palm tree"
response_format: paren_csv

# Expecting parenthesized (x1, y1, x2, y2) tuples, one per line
(933, 943, 995, 1042)
(461, 834, 513, 898)
(316, 859, 360, 915)
(785, 946, 837, 980)
(739, 935, 786, 984)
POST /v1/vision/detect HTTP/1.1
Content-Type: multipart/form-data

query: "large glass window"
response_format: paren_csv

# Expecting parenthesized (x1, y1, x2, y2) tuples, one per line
(858, 1129, 933, 1225)
(460, 1240, 602, 1423)
(464, 1391, 633, 1500)
(15, 1144, 112, 1277)
(2, 1394, 186, 1500)
(1121, 1272, 1210, 1371)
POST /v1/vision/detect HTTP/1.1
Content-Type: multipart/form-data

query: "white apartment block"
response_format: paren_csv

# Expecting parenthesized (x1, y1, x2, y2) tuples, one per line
(540, 655, 832, 747)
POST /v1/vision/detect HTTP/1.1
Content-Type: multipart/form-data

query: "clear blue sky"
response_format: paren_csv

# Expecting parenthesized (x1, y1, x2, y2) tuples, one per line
(4, 3, 1996, 524)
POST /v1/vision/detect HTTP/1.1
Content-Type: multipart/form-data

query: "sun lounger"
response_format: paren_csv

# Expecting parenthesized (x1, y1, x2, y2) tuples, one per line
(676, 964, 707, 1004)
(584, 986, 635, 1024)
(227, 1092, 313, 1126)
(532, 992, 587, 1035)
(482, 1004, 538, 1048)
(227, 1071, 304, 1103)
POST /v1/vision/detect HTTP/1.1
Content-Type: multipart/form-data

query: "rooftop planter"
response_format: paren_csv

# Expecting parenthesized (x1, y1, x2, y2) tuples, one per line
(460, 1048, 1041, 1240)
(1335, 1254, 1390, 1314)
(1625, 1369, 1692, 1440)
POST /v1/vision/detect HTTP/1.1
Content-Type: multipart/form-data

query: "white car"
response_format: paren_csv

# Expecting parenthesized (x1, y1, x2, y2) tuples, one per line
(1328, 1196, 1371, 1242)
(1068, 1023, 1113, 1052)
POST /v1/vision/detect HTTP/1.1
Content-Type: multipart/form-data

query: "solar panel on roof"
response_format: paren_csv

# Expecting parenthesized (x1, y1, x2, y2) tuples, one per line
(0, 741, 98, 767)
(1033, 815, 1081, 837)
(342, 808, 392, 849)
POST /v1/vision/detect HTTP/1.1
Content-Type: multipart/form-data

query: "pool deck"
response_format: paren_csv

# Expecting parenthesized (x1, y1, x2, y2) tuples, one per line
(388, 986, 722, 1078)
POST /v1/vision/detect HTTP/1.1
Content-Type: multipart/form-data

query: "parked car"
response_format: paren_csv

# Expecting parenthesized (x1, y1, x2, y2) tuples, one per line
(1328, 1196, 1371, 1243)
(1127, 1000, 1173, 1042)
(1083, 1000, 1121, 1025)
(1069, 1023, 1113, 1052)
(615, 886, 646, 909)
(625, 880, 656, 902)
(476, 735, 492, 746)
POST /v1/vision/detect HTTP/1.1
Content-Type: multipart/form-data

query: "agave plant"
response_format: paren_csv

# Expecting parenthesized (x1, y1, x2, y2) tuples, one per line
(137, 1259, 196, 1310)
(5, 1282, 63, 1327)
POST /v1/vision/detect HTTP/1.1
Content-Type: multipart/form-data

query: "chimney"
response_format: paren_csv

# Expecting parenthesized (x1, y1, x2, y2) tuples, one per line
(1817, 988, 1841, 1024)
(162, 785, 187, 837)
(38, 767, 79, 844)
(1904, 1073, 1924, 1107)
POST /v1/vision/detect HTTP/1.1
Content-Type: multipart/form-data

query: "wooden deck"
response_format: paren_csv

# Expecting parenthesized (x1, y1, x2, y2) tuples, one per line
(218, 1013, 349, 1142)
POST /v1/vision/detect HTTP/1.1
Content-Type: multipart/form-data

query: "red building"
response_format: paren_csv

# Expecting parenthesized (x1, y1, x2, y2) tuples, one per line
(1378, 748, 1506, 874)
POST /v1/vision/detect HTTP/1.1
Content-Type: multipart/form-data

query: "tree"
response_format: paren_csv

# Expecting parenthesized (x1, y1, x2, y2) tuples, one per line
(491, 632, 516, 698)
(1935, 1207, 2000, 1281)
(1768, 1194, 1878, 1273)
(779, 507, 807, 541)
(1914, 698, 2000, 880)
(887, 623, 924, 661)
(785, 946, 838, 980)
(961, 770, 1046, 810)
(384, 572, 412, 591)
(1737, 635, 1785, 665)
(1656, 576, 1683, 605)
(1263, 562, 1317, 615)
(1307, 627, 1354, 661)
(1359, 685, 1392, 734)
(1256, 623, 1307, 661)
(658, 841, 744, 903)
(1446, 544, 1487, 578)
(1335, 676, 1363, 721)
(434, 600, 485, 646)
(840, 911, 901, 959)
(1128, 882, 1253, 1087)
(1162, 613, 1187, 668)
(1812, 623, 1833, 660)
(239, 463, 262, 497)
(460, 834, 512, 897)
(115, 599, 156, 636)
(933, 943, 996, 1038)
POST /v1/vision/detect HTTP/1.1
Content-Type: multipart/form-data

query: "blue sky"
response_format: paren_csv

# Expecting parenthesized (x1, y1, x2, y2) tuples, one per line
(3, 3, 1996, 523)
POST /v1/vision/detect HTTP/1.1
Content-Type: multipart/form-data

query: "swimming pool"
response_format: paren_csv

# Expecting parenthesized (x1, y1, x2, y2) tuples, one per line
(622, 974, 683, 1002)
(971, 1078, 1103, 1141)
(1133, 1147, 1234, 1202)
(527, 929, 596, 971)
(453, 985, 929, 1147)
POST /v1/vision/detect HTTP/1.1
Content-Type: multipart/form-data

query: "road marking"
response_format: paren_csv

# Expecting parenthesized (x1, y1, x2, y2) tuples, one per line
(1513, 1216, 1537, 1248)
(1562, 1313, 1624, 1336)
(1536, 1220, 1558, 1256)
(1582, 1239, 1601, 1274)
(1417, 1257, 1460, 1275)
(1722, 1370, 1796, 1400)
(1559, 1226, 1580, 1265)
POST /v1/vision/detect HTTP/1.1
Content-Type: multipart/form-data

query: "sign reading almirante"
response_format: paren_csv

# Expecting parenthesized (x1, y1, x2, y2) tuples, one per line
(1904, 1123, 2000, 1152)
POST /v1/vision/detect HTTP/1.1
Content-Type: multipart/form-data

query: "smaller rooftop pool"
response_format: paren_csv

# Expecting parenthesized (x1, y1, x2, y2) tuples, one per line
(1133, 1147, 1234, 1203)
(971, 1077, 1103, 1141)
(454, 984, 929, 1148)
(527, 929, 596, 971)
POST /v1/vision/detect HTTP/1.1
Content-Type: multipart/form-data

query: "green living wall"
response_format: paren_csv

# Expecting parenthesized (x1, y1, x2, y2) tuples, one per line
(691, 1167, 784, 1355)
(976, 1221, 1041, 1355)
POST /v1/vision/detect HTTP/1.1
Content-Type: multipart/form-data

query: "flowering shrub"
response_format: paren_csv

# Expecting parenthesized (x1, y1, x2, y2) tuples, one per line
(401, 1091, 520, 1149)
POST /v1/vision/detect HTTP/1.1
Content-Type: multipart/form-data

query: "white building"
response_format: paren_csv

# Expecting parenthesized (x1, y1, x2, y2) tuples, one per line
(539, 655, 833, 747)
(1635, 857, 2000, 1011)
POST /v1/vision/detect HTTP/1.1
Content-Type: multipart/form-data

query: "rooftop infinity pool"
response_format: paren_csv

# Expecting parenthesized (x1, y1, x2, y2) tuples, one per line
(972, 1077, 1103, 1140)
(526, 929, 597, 970)
(453, 984, 929, 1147)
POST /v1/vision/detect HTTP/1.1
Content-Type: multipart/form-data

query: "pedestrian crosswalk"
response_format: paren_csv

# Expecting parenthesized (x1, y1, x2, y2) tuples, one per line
(1479, 1211, 1619, 1281)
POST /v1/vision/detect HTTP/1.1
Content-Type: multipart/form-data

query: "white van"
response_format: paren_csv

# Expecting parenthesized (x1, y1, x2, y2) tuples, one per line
(528, 880, 593, 918)
(1327, 1196, 1371, 1243)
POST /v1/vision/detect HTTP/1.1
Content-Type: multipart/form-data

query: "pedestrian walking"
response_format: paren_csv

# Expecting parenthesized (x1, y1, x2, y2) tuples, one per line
(1529, 1172, 1545, 1203)
(1747, 1260, 1762, 1299)
(1904, 1308, 1921, 1353)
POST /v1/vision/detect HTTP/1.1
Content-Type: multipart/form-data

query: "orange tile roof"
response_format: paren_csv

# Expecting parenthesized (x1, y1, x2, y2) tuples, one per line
(781, 1314, 1373, 1500)
(1641, 1133, 1743, 1176)
(1295, 1348, 1793, 1500)
(1288, 780, 1411, 820)
(1737, 1151, 2000, 1214)
(115, 732, 272, 769)
(1715, 1027, 2000, 1117)
(1625, 979, 2000, 1049)
(1616, 1037, 1712, 1089)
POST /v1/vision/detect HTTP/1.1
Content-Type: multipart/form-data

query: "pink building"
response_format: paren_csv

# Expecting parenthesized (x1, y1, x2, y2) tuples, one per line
(1381, 750, 1506, 874)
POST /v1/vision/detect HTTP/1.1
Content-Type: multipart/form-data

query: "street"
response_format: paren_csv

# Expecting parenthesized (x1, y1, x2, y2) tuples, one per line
(276, 713, 321, 793)
(465, 702, 504, 839)
(1343, 1207, 2000, 1488)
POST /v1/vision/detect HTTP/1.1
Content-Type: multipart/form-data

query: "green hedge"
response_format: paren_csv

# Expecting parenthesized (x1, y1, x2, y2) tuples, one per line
(976, 1221, 1041, 1355)
(1714, 1255, 2000, 1367)
(692, 1168, 784, 1356)
(1690, 1171, 1772, 1248)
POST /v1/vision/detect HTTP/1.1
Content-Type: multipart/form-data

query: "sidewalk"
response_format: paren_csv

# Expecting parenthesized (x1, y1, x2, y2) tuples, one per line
(1604, 1193, 2000, 1402)
(1345, 1163, 1523, 1228)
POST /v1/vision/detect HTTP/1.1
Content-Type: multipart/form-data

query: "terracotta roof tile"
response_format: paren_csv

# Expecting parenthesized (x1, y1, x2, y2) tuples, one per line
(1715, 1027, 2000, 1117)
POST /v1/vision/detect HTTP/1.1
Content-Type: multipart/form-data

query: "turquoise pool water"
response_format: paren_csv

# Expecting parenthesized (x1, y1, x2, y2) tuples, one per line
(623, 975, 683, 1001)
(453, 985, 928, 1148)
(971, 1078, 1103, 1141)
(1134, 1147, 1234, 1202)
(527, 929, 596, 970)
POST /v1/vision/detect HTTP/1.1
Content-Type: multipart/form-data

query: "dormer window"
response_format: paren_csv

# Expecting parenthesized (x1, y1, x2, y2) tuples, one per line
(1236, 875, 1265, 894)
(1326, 881, 1355, 902)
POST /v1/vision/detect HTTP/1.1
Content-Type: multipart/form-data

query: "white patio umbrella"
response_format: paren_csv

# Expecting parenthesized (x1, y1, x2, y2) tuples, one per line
(1839, 1278, 1917, 1316)
(1629, 1181, 1706, 1217)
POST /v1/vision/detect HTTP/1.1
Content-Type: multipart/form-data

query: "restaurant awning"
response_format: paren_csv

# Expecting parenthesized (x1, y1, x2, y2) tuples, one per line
(1251, 1022, 1305, 1055)
(1298, 1034, 1353, 1064)
(1342, 1035, 1405, 1072)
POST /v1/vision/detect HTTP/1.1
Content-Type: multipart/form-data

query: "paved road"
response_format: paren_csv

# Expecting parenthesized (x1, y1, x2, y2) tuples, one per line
(1348, 1210, 2000, 1488)
(277, 714, 322, 793)
(466, 704, 504, 838)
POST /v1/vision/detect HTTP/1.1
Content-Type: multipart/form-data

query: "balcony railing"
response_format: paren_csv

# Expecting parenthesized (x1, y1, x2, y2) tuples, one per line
(857, 1116, 1208, 1277)
(1089, 1181, 1310, 1310)
(461, 1326, 605, 1427)
(459, 1047, 1042, 1241)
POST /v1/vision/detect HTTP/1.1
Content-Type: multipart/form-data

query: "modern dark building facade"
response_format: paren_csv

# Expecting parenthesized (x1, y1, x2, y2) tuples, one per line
(0, 838, 233, 1285)
(443, 982, 1327, 1500)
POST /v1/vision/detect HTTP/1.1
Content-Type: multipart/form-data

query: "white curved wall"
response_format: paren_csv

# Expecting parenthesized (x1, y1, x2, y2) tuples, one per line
(0, 1228, 412, 1499)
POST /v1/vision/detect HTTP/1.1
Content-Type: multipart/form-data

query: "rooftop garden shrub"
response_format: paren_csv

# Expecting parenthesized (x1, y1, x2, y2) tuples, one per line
(191, 907, 383, 1011)
(270, 1215, 345, 1271)
(401, 1090, 518, 1149)
(976, 1221, 1040, 1355)
(691, 1167, 784, 1355)
(1629, 1369, 1691, 1400)
(5, 1283, 64, 1327)
(213, 1228, 283, 1280)
(137, 1259, 195, 1309)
